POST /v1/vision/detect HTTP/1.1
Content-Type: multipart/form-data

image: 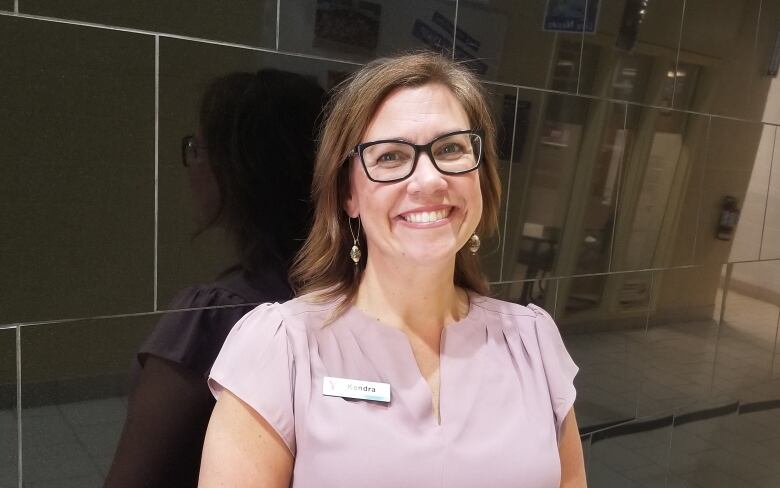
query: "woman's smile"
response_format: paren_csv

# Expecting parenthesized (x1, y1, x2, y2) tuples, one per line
(346, 82, 482, 267)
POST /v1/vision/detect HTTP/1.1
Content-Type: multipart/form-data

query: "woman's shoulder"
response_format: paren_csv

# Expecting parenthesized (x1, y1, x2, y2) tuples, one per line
(237, 291, 341, 333)
(469, 294, 540, 320)
(469, 294, 561, 338)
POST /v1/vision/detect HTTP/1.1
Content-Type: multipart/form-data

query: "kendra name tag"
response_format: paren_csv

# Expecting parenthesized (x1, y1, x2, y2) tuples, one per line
(322, 376, 391, 403)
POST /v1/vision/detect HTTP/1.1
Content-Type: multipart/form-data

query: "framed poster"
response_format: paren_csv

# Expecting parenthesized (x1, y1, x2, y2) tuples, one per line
(314, 0, 381, 56)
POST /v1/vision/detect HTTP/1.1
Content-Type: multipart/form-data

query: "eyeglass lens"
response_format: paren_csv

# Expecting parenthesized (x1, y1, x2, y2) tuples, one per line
(182, 136, 206, 167)
(361, 132, 482, 182)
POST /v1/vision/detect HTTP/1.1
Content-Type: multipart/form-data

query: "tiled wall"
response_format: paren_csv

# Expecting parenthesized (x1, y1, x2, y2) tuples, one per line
(2, 0, 780, 486)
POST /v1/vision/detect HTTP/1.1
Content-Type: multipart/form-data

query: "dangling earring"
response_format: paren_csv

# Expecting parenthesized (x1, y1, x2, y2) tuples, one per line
(348, 217, 362, 265)
(467, 233, 481, 255)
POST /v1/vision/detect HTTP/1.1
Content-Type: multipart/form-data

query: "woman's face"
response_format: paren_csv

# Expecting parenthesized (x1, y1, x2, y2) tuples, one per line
(345, 82, 483, 269)
(186, 130, 221, 227)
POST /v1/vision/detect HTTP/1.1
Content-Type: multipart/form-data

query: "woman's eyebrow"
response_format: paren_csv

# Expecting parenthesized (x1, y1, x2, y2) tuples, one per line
(366, 129, 470, 144)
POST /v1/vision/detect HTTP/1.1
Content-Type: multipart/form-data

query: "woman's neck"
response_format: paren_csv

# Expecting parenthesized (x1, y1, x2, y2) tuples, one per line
(354, 255, 469, 335)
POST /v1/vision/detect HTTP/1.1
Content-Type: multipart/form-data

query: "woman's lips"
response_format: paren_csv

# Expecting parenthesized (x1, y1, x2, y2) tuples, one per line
(397, 206, 455, 227)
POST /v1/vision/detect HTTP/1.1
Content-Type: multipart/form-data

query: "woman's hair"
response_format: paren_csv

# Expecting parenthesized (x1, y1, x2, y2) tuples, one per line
(291, 52, 502, 306)
(197, 69, 325, 277)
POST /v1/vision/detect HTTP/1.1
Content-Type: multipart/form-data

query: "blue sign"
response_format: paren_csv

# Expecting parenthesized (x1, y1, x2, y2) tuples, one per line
(543, 0, 600, 33)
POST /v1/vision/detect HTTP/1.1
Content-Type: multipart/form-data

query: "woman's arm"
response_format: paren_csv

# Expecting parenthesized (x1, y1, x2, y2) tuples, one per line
(199, 389, 294, 487)
(559, 408, 587, 488)
(105, 356, 215, 487)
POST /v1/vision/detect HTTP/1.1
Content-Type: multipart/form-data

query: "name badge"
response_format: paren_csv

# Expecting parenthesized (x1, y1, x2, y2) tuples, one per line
(322, 376, 391, 403)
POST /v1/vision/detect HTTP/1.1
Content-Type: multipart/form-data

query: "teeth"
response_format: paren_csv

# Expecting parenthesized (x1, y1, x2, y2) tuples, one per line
(403, 208, 450, 223)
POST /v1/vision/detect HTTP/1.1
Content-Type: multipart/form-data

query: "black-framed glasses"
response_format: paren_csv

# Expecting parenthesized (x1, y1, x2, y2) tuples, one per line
(181, 135, 208, 167)
(350, 129, 484, 183)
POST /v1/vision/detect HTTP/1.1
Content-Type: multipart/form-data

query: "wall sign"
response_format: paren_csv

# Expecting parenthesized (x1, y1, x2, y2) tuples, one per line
(543, 0, 600, 33)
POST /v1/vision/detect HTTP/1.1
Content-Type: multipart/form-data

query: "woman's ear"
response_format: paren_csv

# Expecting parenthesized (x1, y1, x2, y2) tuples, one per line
(344, 192, 359, 219)
(343, 165, 360, 218)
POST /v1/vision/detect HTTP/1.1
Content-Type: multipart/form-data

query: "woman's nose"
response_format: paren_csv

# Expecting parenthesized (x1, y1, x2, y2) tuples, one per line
(407, 151, 447, 194)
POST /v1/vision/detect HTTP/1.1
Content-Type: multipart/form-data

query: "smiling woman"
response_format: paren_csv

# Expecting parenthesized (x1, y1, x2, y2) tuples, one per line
(199, 52, 586, 488)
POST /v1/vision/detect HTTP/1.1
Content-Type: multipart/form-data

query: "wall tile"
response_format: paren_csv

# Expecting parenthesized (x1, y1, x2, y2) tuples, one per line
(480, 84, 522, 282)
(0, 16, 155, 324)
(20, 0, 276, 49)
(0, 1, 12, 12)
(669, 405, 739, 486)
(696, 118, 766, 266)
(749, 0, 780, 123)
(491, 278, 559, 316)
(679, 0, 763, 118)
(455, 0, 583, 91)
(157, 40, 356, 307)
(581, 434, 592, 478)
(500, 91, 627, 284)
(0, 327, 17, 488)
(553, 271, 652, 427)
(588, 416, 673, 488)
(637, 266, 723, 417)
(278, 0, 455, 63)
(578, 0, 684, 105)
(713, 261, 780, 402)
(20, 316, 154, 485)
(761, 129, 780, 260)
(611, 107, 709, 271)
(728, 124, 774, 263)
(568, 327, 642, 429)
(670, 405, 780, 486)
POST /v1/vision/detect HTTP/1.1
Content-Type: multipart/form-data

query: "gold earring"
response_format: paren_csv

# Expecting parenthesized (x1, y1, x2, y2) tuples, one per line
(467, 233, 481, 255)
(348, 217, 362, 265)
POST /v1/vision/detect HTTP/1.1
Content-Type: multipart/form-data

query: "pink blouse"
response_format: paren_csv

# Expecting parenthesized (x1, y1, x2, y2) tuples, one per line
(209, 293, 578, 487)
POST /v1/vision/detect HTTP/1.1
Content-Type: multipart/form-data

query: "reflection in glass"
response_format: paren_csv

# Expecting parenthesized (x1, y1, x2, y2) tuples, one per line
(106, 70, 325, 487)
(0, 328, 17, 488)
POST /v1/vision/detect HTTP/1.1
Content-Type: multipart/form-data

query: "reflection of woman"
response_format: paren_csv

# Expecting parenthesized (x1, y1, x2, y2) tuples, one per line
(200, 53, 586, 487)
(105, 69, 325, 488)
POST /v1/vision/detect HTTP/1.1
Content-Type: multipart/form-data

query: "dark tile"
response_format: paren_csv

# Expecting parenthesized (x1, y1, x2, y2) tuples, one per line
(0, 16, 155, 323)
(581, 433, 592, 478)
(20, 0, 276, 49)
(678, 0, 763, 118)
(480, 84, 523, 282)
(712, 261, 780, 402)
(157, 40, 356, 307)
(670, 404, 779, 486)
(637, 266, 724, 417)
(278, 0, 455, 64)
(499, 91, 626, 283)
(20, 317, 154, 406)
(611, 107, 710, 272)
(0, 327, 17, 488)
(0, 1, 12, 12)
(588, 415, 673, 488)
(552, 272, 650, 428)
(21, 316, 154, 485)
(695, 118, 766, 266)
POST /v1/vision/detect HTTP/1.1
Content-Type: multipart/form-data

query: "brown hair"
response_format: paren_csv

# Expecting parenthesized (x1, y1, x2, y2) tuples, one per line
(290, 52, 502, 310)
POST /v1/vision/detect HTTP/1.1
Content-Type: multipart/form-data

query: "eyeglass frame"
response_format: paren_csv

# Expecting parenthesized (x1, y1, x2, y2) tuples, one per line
(181, 135, 209, 168)
(348, 129, 485, 183)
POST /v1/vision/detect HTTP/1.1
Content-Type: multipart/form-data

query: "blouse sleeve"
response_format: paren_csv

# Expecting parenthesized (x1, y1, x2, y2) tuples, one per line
(528, 304, 579, 441)
(138, 285, 256, 376)
(208, 303, 296, 454)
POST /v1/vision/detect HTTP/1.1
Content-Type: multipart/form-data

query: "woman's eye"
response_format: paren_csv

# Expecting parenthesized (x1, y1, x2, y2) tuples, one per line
(438, 143, 464, 156)
(378, 152, 401, 162)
